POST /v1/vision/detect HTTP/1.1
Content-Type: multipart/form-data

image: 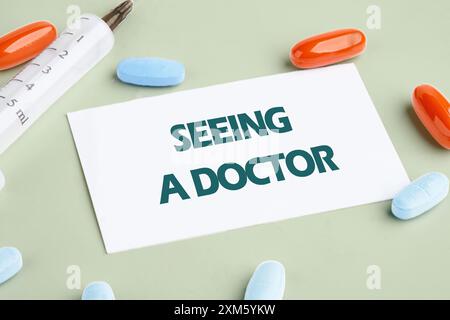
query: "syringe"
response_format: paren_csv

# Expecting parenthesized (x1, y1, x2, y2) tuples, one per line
(0, 0, 133, 154)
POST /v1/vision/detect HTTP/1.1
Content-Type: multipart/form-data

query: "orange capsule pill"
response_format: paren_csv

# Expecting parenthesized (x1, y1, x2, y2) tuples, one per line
(290, 29, 366, 69)
(412, 84, 450, 150)
(0, 21, 57, 71)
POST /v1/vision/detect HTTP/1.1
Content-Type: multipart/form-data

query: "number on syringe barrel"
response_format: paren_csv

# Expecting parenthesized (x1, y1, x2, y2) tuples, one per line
(42, 66, 52, 74)
(58, 50, 69, 59)
(6, 98, 18, 107)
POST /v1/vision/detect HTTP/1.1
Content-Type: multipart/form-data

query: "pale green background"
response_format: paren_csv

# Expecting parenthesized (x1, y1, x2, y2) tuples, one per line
(0, 0, 449, 299)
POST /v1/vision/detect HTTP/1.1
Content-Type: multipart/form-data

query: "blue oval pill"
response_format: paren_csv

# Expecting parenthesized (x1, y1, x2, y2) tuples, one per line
(82, 281, 115, 300)
(244, 260, 285, 300)
(116, 57, 185, 87)
(392, 172, 449, 220)
(0, 247, 23, 285)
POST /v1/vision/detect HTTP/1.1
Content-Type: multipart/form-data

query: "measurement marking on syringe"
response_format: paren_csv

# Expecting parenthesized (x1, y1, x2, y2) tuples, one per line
(77, 35, 84, 42)
(9, 79, 23, 83)
(42, 66, 52, 74)
(45, 47, 57, 51)
(16, 110, 29, 125)
(80, 17, 90, 20)
(7, 99, 18, 107)
(62, 32, 74, 35)
(30, 63, 41, 66)
(59, 50, 69, 59)
(0, 96, 5, 99)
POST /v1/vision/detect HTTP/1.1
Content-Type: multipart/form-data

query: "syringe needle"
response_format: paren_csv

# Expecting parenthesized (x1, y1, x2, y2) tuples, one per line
(102, 0, 134, 31)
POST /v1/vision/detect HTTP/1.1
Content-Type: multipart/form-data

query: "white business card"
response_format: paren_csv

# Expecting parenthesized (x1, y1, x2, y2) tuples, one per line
(68, 63, 409, 253)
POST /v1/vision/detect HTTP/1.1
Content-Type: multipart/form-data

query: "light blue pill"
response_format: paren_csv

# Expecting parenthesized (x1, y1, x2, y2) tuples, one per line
(0, 247, 23, 285)
(392, 172, 449, 220)
(244, 260, 285, 300)
(82, 281, 115, 300)
(116, 57, 185, 87)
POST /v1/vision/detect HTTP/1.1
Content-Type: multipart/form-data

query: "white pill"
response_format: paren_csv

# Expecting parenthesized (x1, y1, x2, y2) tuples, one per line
(0, 170, 5, 191)
(0, 247, 23, 285)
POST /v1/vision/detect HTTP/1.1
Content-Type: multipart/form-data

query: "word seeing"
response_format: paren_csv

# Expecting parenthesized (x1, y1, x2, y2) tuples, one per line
(171, 106, 292, 152)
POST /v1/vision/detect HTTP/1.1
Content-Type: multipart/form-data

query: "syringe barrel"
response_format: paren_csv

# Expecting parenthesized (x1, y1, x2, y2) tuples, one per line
(0, 14, 114, 154)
